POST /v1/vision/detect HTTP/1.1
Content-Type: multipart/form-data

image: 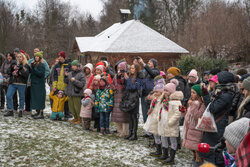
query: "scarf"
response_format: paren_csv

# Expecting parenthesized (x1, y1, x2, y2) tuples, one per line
(211, 83, 237, 101)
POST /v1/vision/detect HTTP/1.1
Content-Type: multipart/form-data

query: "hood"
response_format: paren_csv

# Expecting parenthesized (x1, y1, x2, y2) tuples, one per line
(115, 59, 125, 73)
(217, 71, 235, 84)
(84, 63, 93, 73)
(169, 91, 184, 101)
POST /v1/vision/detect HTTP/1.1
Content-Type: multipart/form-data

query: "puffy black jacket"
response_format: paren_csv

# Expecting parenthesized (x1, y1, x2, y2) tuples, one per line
(8, 63, 30, 85)
(142, 65, 160, 96)
(229, 91, 244, 119)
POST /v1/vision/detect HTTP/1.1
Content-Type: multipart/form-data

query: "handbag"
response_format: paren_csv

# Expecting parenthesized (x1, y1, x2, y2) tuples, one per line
(119, 90, 139, 112)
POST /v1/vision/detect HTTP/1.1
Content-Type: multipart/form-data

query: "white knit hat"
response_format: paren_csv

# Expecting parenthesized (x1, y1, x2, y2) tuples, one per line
(223, 117, 250, 149)
(84, 89, 92, 96)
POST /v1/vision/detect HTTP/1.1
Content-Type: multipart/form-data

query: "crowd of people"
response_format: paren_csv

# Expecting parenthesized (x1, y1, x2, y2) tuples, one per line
(0, 48, 249, 167)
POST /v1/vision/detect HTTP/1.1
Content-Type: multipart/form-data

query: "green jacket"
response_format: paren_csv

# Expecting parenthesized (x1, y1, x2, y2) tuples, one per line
(95, 88, 114, 113)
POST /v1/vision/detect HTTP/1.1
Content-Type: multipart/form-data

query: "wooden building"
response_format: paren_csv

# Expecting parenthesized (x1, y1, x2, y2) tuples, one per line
(73, 19, 189, 71)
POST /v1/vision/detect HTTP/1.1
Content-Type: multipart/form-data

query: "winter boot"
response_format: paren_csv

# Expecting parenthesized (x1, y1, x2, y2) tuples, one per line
(163, 148, 176, 165)
(74, 118, 82, 125)
(150, 144, 162, 157)
(69, 118, 77, 123)
(4, 110, 14, 117)
(129, 117, 138, 140)
(100, 128, 105, 135)
(105, 128, 111, 134)
(31, 110, 40, 117)
(157, 147, 169, 160)
(124, 130, 133, 140)
(128, 132, 137, 140)
(18, 110, 23, 117)
(34, 111, 44, 119)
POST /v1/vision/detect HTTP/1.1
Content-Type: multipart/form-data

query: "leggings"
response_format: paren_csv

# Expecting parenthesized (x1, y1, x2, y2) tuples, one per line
(161, 136, 178, 150)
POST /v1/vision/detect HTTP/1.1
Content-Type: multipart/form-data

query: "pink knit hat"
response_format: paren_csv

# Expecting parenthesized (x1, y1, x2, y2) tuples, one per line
(96, 65, 104, 73)
(209, 75, 218, 83)
(164, 79, 179, 94)
(188, 69, 198, 78)
(154, 83, 164, 92)
(160, 71, 166, 79)
(84, 89, 92, 96)
(118, 62, 127, 71)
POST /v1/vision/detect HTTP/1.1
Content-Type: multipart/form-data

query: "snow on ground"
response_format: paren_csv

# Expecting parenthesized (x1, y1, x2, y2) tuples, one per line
(0, 87, 192, 166)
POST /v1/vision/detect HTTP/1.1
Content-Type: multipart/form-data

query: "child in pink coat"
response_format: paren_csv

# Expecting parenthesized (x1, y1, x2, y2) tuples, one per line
(80, 89, 94, 130)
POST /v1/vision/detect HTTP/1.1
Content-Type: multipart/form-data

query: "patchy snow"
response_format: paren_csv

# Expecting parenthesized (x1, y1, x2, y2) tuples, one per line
(0, 94, 192, 166)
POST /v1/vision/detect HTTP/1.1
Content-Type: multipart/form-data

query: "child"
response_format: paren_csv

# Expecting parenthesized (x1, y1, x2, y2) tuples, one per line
(95, 77, 114, 135)
(158, 79, 184, 165)
(143, 82, 164, 157)
(80, 89, 94, 130)
(182, 84, 205, 166)
(49, 89, 68, 120)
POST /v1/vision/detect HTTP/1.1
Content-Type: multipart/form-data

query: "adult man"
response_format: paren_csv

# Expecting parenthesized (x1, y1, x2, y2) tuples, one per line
(53, 51, 72, 119)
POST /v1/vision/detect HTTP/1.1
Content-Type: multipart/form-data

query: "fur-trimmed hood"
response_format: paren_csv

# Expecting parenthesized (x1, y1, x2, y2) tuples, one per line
(169, 91, 184, 101)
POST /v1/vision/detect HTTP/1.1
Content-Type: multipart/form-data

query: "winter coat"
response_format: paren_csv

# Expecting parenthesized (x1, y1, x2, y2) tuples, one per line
(237, 96, 250, 119)
(199, 71, 236, 165)
(28, 58, 50, 78)
(184, 78, 201, 106)
(111, 75, 129, 123)
(9, 63, 30, 85)
(49, 90, 68, 112)
(80, 95, 94, 118)
(143, 94, 163, 135)
(229, 90, 244, 119)
(64, 69, 86, 97)
(95, 88, 114, 113)
(182, 100, 206, 151)
(53, 60, 71, 91)
(158, 91, 184, 137)
(0, 60, 16, 85)
(142, 65, 160, 96)
(30, 62, 46, 110)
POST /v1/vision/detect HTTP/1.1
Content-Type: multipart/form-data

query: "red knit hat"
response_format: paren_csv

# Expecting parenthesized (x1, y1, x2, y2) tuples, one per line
(96, 62, 105, 67)
(59, 51, 66, 59)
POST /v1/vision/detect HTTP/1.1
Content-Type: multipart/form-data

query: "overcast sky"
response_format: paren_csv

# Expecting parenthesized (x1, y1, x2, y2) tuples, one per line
(14, 0, 104, 19)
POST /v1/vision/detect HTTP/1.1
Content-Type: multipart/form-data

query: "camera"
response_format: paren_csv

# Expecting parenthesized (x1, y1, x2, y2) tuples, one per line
(120, 69, 126, 73)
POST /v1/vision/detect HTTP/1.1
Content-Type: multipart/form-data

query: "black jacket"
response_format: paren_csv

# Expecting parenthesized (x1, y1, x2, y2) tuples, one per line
(238, 98, 250, 119)
(53, 60, 71, 82)
(8, 63, 30, 85)
(184, 78, 201, 106)
(229, 91, 244, 119)
(142, 65, 160, 96)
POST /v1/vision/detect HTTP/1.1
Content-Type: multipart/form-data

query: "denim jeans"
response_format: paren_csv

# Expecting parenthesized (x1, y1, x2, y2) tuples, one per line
(141, 96, 150, 123)
(6, 84, 26, 110)
(100, 112, 110, 129)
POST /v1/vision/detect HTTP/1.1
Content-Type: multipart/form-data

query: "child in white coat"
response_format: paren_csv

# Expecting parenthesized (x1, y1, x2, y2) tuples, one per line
(158, 79, 183, 165)
(143, 82, 164, 157)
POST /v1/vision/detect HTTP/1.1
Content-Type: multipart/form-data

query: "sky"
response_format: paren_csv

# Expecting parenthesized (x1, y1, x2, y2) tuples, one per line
(14, 0, 104, 19)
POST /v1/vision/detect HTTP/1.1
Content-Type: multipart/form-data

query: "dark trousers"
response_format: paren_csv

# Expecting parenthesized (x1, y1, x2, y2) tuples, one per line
(141, 96, 150, 123)
(0, 85, 5, 107)
(2, 85, 18, 110)
(129, 111, 139, 134)
(25, 86, 31, 111)
(64, 101, 72, 118)
(100, 112, 110, 129)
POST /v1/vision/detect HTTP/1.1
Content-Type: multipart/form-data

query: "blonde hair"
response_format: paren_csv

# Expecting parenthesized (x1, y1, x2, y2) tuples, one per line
(18, 53, 28, 66)
(237, 90, 250, 118)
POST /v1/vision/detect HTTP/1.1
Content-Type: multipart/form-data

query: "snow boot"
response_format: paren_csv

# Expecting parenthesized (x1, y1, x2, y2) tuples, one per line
(163, 148, 176, 165)
(34, 111, 44, 119)
(124, 130, 133, 140)
(128, 132, 137, 140)
(105, 128, 111, 134)
(31, 110, 40, 117)
(4, 110, 14, 117)
(18, 110, 23, 117)
(74, 118, 82, 125)
(158, 147, 169, 160)
(150, 144, 162, 157)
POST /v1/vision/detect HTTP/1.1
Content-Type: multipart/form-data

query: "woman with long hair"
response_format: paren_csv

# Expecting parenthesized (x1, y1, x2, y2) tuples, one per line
(4, 53, 30, 117)
(237, 76, 250, 119)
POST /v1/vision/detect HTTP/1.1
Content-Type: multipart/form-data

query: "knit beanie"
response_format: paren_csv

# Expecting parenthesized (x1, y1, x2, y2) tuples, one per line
(188, 69, 198, 78)
(167, 67, 181, 76)
(59, 51, 66, 59)
(71, 60, 79, 66)
(164, 79, 179, 94)
(34, 51, 43, 59)
(154, 75, 165, 85)
(160, 71, 166, 79)
(58, 90, 64, 95)
(84, 89, 92, 96)
(96, 65, 104, 73)
(210, 68, 221, 75)
(149, 58, 158, 68)
(13, 48, 20, 53)
(239, 74, 250, 82)
(154, 83, 164, 92)
(96, 61, 105, 67)
(191, 84, 202, 97)
(242, 76, 250, 91)
(117, 62, 127, 71)
(209, 75, 218, 83)
(84, 63, 93, 73)
(223, 117, 250, 149)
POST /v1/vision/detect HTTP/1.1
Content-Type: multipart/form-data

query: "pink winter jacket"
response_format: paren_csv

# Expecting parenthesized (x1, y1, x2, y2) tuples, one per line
(80, 96, 94, 119)
(182, 100, 205, 151)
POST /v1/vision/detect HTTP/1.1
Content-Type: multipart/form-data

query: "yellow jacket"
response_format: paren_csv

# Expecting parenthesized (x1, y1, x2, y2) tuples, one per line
(49, 90, 68, 112)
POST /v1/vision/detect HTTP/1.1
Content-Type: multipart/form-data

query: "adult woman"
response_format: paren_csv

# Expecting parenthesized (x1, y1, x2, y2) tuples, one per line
(4, 53, 30, 117)
(123, 64, 142, 140)
(30, 51, 46, 119)
(0, 53, 18, 110)
(111, 60, 129, 137)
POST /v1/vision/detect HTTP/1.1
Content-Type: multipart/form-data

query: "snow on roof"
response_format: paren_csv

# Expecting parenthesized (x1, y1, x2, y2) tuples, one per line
(75, 20, 189, 54)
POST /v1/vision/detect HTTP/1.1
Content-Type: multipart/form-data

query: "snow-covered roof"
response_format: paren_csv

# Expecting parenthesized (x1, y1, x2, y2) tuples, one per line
(75, 20, 189, 54)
